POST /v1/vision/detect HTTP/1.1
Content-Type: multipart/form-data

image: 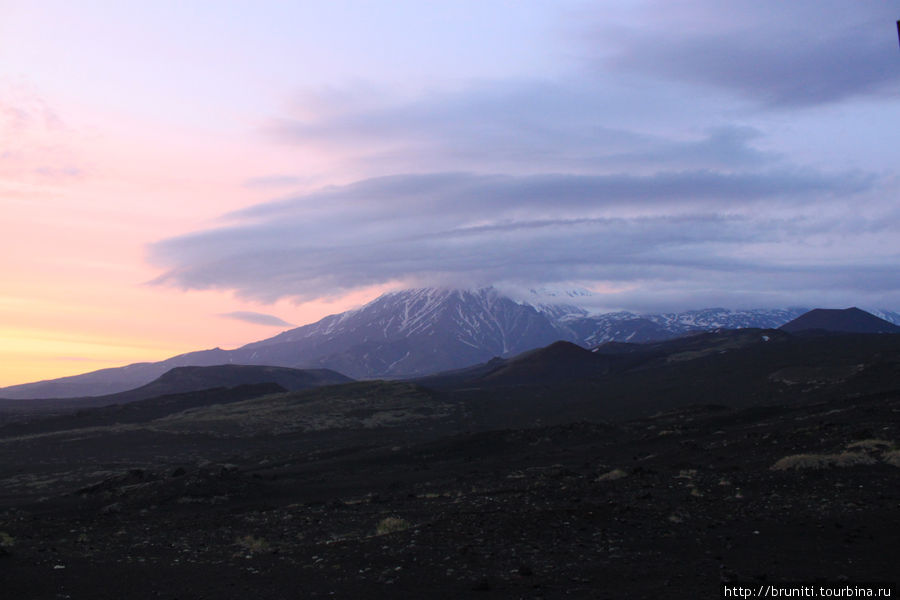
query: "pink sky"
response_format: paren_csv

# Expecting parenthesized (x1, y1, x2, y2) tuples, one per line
(1, 1, 564, 387)
(0, 96, 380, 385)
(2, 2, 898, 388)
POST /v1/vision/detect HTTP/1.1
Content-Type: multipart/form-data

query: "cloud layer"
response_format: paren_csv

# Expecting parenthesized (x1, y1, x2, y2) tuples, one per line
(149, 167, 896, 311)
(218, 311, 294, 327)
(604, 0, 900, 108)
(149, 1, 900, 312)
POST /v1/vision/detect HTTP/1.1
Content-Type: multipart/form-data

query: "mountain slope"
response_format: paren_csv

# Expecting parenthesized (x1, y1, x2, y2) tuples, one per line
(0, 348, 237, 400)
(0, 365, 352, 420)
(472, 341, 609, 386)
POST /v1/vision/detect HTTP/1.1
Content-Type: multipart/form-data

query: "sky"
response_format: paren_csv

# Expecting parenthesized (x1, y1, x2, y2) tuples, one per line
(1, 1, 899, 387)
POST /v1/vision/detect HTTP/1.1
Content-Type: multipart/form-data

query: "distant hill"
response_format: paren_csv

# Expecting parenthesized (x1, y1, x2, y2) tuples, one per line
(0, 365, 351, 414)
(475, 341, 609, 386)
(421, 328, 789, 391)
(421, 328, 900, 427)
(108, 365, 352, 403)
(780, 308, 900, 334)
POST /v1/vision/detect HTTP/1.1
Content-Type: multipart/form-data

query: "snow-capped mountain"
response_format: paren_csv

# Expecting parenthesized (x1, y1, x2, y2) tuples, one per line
(3, 288, 897, 399)
(237, 288, 567, 378)
(525, 301, 588, 323)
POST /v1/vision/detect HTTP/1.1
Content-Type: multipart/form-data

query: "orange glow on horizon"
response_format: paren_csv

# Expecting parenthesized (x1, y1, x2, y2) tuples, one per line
(0, 280, 402, 388)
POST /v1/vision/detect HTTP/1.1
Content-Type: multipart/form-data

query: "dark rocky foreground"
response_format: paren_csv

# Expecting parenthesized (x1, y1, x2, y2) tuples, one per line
(1, 332, 900, 598)
(1, 394, 898, 598)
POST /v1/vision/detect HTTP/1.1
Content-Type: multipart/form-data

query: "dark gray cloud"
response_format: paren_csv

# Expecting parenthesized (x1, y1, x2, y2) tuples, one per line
(148, 169, 893, 309)
(218, 311, 294, 327)
(602, 0, 900, 108)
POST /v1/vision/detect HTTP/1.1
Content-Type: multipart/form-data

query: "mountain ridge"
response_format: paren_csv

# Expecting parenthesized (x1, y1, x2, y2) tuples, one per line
(2, 289, 898, 399)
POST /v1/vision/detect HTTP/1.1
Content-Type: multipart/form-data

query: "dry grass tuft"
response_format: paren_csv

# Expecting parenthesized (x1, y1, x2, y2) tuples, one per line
(884, 450, 900, 467)
(596, 468, 628, 481)
(667, 512, 687, 523)
(0, 531, 14, 547)
(236, 534, 270, 553)
(846, 439, 894, 451)
(375, 517, 410, 536)
(771, 452, 877, 471)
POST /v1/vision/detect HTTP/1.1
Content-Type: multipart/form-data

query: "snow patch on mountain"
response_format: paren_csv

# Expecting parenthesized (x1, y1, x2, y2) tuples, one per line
(868, 310, 900, 326)
(499, 284, 592, 321)
(582, 307, 811, 345)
